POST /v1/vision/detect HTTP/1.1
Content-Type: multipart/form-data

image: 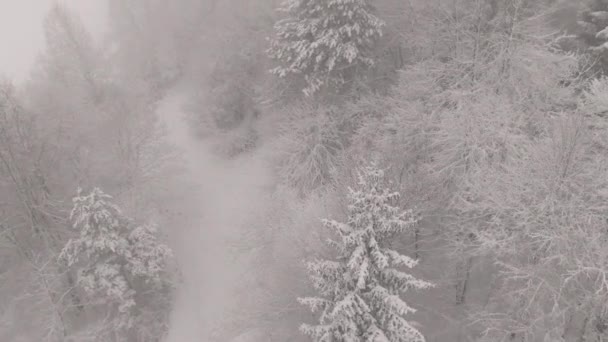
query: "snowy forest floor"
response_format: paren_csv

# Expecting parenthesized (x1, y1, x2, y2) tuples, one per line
(156, 85, 274, 341)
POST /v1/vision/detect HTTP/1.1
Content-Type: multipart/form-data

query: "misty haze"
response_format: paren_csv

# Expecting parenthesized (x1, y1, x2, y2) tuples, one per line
(0, 0, 606, 341)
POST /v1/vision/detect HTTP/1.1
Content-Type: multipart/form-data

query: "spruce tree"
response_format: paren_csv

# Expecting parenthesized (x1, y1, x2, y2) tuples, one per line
(299, 165, 433, 342)
(59, 188, 172, 332)
(268, 0, 385, 96)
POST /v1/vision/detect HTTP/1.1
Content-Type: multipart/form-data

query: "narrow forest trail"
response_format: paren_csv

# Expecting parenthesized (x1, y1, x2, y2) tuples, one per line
(156, 87, 273, 341)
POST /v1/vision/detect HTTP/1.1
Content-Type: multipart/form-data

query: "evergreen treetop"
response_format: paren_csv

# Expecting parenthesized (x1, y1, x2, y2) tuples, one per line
(59, 187, 172, 329)
(299, 165, 433, 342)
(268, 0, 385, 96)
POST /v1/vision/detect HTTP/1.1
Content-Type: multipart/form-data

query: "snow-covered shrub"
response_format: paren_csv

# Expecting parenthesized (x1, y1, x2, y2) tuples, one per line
(584, 76, 608, 113)
(299, 164, 433, 341)
(583, 77, 608, 153)
(59, 188, 172, 338)
(268, 0, 385, 96)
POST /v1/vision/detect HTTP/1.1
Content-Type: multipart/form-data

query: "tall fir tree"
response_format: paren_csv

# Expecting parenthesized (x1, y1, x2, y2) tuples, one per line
(299, 165, 433, 342)
(268, 0, 385, 96)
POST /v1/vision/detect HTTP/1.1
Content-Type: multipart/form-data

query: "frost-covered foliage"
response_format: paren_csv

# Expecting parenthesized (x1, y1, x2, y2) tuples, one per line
(337, 3, 584, 338)
(369, 4, 605, 339)
(10, 0, 608, 341)
(578, 1, 608, 69)
(278, 105, 348, 196)
(584, 76, 608, 114)
(59, 188, 172, 337)
(268, 0, 385, 96)
(299, 165, 433, 341)
(584, 76, 608, 154)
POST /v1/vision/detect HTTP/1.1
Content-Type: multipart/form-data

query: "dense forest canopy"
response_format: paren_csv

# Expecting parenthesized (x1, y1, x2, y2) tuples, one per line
(3, 0, 608, 341)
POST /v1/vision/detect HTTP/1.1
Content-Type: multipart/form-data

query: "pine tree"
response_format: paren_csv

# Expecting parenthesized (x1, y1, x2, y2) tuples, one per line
(268, 0, 385, 96)
(59, 187, 172, 332)
(299, 165, 433, 342)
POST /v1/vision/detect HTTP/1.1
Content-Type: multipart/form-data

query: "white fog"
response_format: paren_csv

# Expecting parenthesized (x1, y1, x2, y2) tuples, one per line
(0, 1, 606, 341)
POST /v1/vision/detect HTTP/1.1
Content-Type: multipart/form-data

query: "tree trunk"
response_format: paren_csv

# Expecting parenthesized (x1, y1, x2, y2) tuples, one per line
(414, 225, 420, 260)
(455, 255, 473, 305)
(578, 314, 590, 342)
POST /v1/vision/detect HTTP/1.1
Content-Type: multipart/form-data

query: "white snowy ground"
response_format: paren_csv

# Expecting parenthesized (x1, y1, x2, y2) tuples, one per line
(156, 87, 273, 341)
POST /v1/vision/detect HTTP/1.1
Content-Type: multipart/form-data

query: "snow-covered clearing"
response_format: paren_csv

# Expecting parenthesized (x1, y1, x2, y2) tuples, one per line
(157, 87, 273, 341)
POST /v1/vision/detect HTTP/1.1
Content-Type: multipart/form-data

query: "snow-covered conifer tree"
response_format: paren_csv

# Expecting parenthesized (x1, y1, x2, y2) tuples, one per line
(59, 187, 172, 332)
(578, 0, 608, 72)
(268, 0, 385, 96)
(299, 165, 433, 342)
